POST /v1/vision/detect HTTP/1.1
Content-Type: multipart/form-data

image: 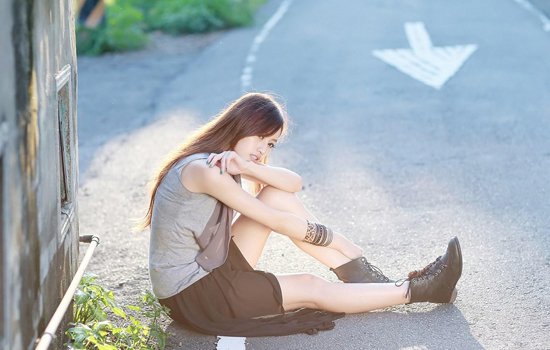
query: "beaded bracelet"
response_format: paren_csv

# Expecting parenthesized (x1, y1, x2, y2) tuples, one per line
(304, 220, 333, 247)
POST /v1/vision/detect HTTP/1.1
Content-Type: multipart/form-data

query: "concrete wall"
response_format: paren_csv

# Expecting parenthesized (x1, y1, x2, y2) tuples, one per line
(0, 0, 79, 349)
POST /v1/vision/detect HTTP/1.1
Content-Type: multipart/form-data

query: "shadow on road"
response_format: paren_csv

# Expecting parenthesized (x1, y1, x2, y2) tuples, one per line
(164, 322, 216, 350)
(344, 305, 484, 350)
(76, 31, 222, 183)
(162, 304, 483, 350)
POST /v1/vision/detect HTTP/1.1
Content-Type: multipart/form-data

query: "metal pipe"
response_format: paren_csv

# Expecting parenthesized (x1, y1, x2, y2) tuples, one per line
(35, 235, 100, 350)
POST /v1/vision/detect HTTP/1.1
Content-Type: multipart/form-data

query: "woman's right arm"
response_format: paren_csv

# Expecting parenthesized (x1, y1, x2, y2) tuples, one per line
(182, 161, 362, 259)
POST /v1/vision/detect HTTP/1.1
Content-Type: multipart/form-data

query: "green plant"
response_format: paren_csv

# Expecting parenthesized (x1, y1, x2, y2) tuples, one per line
(76, 0, 266, 55)
(146, 0, 224, 34)
(76, 0, 148, 55)
(104, 0, 148, 51)
(66, 274, 169, 350)
(142, 0, 265, 34)
(207, 0, 258, 27)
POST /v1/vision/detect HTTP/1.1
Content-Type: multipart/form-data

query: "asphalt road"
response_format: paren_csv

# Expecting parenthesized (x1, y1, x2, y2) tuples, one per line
(78, 0, 550, 349)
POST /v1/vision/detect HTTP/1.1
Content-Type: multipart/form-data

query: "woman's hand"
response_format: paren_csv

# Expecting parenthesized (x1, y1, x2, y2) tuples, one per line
(207, 151, 250, 176)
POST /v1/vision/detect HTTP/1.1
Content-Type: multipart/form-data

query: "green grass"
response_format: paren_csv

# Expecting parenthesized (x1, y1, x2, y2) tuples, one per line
(76, 0, 266, 55)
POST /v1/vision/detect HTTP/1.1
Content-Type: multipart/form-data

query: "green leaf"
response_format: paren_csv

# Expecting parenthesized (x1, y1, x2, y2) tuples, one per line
(69, 276, 169, 350)
(112, 306, 127, 319)
(127, 305, 141, 312)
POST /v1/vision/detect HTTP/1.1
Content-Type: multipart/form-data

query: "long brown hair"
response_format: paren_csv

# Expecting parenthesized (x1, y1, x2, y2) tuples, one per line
(139, 92, 288, 229)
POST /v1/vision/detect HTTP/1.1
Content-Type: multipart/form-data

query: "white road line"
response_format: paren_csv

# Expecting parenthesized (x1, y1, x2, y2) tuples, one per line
(216, 336, 246, 350)
(513, 0, 550, 31)
(240, 0, 293, 92)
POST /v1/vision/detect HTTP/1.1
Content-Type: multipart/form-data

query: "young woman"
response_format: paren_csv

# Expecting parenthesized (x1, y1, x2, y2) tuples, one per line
(142, 92, 463, 336)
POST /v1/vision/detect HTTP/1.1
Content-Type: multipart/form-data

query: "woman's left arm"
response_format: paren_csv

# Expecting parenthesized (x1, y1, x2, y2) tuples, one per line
(242, 162, 303, 193)
(207, 151, 302, 193)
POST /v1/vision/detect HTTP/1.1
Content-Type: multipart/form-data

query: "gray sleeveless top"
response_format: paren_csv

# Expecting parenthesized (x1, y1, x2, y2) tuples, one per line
(149, 153, 236, 299)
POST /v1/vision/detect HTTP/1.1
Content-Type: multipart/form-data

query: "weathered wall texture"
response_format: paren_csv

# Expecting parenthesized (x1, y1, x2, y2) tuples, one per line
(1, 0, 79, 349)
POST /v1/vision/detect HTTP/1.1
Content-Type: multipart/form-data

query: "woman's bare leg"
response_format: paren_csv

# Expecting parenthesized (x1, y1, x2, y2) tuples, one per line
(232, 186, 358, 268)
(231, 215, 271, 268)
(277, 273, 410, 313)
(260, 187, 361, 267)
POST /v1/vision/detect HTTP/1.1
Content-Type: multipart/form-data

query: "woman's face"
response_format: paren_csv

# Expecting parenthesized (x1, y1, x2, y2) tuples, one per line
(233, 129, 282, 163)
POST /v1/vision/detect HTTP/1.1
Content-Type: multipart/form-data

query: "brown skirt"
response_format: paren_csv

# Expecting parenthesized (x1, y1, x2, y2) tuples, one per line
(159, 239, 345, 336)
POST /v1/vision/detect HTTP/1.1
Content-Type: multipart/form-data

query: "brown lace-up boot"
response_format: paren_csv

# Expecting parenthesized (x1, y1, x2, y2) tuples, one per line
(331, 257, 393, 283)
(400, 236, 463, 304)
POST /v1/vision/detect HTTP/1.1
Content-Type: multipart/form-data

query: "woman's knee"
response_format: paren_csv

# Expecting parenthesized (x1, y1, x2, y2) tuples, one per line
(301, 274, 328, 308)
(278, 273, 328, 310)
(302, 273, 326, 289)
(294, 274, 327, 300)
(257, 186, 298, 208)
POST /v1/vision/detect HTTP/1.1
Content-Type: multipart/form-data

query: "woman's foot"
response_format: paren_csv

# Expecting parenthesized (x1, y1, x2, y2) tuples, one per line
(331, 257, 393, 283)
(402, 236, 463, 303)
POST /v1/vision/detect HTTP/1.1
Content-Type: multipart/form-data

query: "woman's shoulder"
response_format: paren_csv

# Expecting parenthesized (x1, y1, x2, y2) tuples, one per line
(172, 153, 210, 176)
(175, 152, 210, 168)
(179, 154, 221, 193)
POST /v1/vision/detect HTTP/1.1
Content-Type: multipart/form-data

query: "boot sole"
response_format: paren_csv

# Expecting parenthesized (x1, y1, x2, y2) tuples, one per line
(447, 237, 462, 303)
(454, 237, 463, 279)
(449, 287, 458, 303)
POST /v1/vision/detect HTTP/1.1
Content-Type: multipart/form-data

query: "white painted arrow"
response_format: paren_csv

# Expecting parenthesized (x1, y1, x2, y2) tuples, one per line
(372, 22, 477, 89)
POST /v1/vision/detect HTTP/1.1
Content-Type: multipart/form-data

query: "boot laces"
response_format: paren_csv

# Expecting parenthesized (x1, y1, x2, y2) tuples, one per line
(407, 256, 445, 280)
(360, 258, 390, 282)
(395, 256, 448, 299)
